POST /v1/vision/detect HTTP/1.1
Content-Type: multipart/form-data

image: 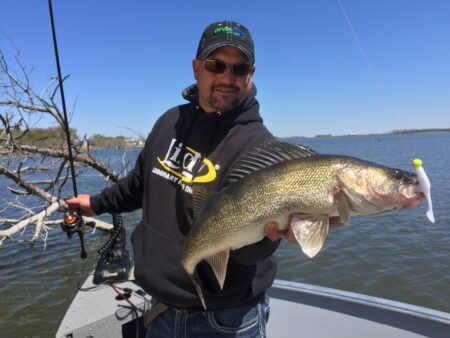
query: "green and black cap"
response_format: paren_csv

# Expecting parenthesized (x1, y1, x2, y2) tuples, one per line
(196, 21, 255, 64)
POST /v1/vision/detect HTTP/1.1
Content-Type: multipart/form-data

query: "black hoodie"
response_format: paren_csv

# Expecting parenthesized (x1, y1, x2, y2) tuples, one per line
(90, 84, 281, 309)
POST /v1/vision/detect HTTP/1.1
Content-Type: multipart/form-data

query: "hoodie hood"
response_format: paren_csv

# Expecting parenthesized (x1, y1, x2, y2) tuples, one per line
(181, 83, 262, 127)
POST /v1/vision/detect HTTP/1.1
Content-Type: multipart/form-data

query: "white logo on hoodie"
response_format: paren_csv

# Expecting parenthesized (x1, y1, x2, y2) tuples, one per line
(153, 138, 217, 188)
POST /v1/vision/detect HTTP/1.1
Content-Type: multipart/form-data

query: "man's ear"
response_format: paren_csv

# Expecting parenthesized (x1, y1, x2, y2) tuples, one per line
(193, 59, 200, 80)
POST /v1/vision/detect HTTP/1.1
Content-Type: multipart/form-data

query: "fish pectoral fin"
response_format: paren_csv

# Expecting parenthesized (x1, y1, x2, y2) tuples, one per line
(335, 192, 351, 224)
(290, 215, 329, 258)
(205, 250, 229, 290)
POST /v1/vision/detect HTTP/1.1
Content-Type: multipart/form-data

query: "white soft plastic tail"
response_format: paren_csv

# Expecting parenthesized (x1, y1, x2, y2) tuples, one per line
(414, 160, 435, 223)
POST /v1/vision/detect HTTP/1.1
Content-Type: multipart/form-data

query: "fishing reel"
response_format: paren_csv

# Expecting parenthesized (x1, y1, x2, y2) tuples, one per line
(61, 210, 87, 259)
(62, 210, 132, 283)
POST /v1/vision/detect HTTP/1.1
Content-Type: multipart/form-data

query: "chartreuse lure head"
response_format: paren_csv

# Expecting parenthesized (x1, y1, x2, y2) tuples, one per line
(413, 158, 435, 223)
(413, 158, 423, 168)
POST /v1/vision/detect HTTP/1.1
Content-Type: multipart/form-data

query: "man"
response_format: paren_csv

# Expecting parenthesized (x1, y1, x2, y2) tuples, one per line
(68, 21, 332, 337)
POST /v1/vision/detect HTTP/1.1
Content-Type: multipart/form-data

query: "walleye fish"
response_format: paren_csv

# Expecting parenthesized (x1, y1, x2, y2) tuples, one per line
(181, 141, 424, 309)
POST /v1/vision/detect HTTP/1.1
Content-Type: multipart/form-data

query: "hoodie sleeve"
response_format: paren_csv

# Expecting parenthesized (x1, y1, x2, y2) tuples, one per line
(88, 110, 174, 215)
(89, 143, 147, 215)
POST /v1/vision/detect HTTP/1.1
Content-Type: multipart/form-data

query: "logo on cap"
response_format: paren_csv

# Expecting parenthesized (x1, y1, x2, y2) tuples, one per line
(213, 26, 245, 38)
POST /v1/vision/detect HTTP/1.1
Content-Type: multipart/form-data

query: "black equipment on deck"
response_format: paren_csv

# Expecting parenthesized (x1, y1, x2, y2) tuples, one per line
(93, 214, 132, 285)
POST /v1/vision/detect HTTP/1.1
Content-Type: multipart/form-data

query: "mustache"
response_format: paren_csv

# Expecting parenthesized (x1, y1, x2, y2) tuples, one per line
(211, 84, 240, 93)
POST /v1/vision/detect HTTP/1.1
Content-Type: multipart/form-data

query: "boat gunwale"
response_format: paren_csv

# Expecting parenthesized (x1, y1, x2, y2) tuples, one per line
(270, 279, 450, 324)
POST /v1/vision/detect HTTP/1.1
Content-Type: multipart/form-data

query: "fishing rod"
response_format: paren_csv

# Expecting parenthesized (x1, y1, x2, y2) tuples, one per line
(48, 0, 87, 258)
(47, 2, 133, 280)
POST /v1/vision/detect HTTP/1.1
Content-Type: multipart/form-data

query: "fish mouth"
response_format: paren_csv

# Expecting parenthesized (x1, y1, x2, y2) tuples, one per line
(401, 191, 425, 209)
(398, 181, 425, 209)
(355, 179, 424, 214)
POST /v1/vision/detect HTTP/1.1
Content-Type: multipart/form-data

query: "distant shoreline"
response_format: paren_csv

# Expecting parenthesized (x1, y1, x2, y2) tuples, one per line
(80, 145, 144, 151)
(84, 129, 449, 149)
(278, 128, 450, 140)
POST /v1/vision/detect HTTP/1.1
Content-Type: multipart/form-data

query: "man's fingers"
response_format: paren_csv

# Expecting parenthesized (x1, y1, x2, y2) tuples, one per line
(264, 222, 295, 242)
(264, 222, 280, 241)
(282, 225, 296, 244)
(65, 198, 76, 205)
(62, 195, 95, 216)
(329, 216, 342, 229)
(265, 215, 343, 243)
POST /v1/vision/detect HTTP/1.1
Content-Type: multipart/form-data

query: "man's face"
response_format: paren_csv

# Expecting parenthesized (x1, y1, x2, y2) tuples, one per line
(193, 46, 255, 113)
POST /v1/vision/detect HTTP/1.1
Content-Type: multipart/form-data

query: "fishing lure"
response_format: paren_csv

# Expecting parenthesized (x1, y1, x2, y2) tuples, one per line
(413, 159, 435, 223)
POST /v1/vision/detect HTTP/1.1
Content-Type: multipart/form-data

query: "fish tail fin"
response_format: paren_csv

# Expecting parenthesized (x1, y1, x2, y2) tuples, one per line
(189, 273, 207, 310)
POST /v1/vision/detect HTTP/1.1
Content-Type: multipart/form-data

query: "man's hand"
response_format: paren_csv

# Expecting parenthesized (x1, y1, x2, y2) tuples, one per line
(65, 194, 96, 217)
(264, 213, 342, 243)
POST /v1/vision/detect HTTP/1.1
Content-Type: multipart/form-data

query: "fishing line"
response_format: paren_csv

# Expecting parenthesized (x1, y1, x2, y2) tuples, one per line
(336, 0, 412, 157)
(336, 0, 434, 222)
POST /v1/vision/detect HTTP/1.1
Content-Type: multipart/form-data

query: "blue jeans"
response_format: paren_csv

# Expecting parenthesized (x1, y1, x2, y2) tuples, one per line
(145, 295, 270, 338)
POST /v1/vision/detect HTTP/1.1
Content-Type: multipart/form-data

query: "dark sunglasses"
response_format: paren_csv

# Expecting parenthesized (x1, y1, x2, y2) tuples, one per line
(203, 59, 253, 76)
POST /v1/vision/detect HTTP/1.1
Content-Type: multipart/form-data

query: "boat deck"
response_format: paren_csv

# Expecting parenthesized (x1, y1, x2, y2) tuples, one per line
(56, 275, 450, 338)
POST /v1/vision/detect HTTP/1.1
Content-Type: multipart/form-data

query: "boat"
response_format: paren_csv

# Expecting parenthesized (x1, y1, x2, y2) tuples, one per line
(56, 272, 450, 338)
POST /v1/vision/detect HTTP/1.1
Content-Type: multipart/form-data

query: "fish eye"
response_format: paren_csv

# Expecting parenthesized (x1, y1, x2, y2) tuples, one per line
(391, 169, 404, 180)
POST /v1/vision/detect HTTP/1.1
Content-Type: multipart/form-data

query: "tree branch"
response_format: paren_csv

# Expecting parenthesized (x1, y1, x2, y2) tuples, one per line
(7, 145, 119, 182)
(1, 43, 120, 247)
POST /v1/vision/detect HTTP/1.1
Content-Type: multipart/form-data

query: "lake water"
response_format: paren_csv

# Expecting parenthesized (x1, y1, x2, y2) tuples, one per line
(1, 132, 449, 337)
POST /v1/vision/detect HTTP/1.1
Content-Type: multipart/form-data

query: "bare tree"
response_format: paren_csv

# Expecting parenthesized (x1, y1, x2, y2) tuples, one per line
(0, 44, 124, 246)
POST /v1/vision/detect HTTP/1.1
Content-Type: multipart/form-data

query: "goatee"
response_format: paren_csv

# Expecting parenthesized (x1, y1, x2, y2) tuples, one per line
(207, 84, 241, 112)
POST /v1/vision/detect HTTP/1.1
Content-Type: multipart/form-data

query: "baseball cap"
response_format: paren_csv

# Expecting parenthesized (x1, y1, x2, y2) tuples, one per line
(196, 21, 255, 64)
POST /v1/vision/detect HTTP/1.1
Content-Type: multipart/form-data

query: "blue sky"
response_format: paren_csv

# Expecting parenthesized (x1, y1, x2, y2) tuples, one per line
(1, 0, 449, 138)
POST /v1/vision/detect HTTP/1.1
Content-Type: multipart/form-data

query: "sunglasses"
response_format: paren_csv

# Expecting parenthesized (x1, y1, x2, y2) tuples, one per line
(203, 59, 253, 76)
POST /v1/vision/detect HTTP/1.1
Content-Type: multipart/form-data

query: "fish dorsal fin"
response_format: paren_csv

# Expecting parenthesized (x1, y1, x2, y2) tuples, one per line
(225, 140, 317, 186)
(192, 184, 214, 218)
